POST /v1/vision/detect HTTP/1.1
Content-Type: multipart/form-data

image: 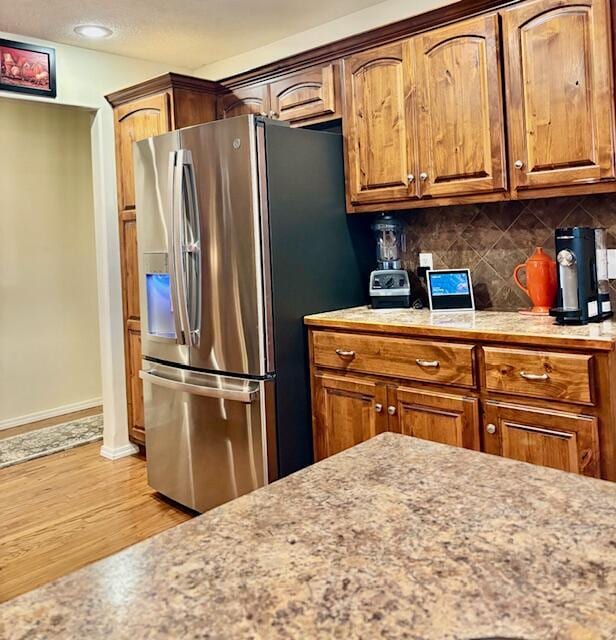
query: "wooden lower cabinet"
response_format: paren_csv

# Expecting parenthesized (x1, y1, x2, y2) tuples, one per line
(313, 372, 388, 461)
(483, 402, 599, 477)
(307, 325, 614, 479)
(391, 386, 480, 450)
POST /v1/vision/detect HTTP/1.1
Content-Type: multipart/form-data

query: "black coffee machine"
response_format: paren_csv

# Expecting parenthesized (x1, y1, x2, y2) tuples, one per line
(550, 226, 612, 325)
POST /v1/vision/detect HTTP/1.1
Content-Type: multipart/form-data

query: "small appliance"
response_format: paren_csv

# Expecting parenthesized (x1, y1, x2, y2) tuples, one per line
(369, 215, 411, 309)
(550, 226, 604, 325)
(427, 269, 475, 312)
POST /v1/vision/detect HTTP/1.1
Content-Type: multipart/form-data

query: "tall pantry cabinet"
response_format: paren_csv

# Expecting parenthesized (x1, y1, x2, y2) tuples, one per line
(106, 73, 220, 445)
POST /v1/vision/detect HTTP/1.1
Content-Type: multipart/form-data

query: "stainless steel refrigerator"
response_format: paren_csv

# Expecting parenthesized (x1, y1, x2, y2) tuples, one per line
(133, 116, 367, 512)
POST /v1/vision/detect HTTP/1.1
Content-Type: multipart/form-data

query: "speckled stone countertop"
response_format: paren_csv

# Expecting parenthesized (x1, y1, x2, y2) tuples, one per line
(2, 434, 615, 640)
(305, 306, 616, 349)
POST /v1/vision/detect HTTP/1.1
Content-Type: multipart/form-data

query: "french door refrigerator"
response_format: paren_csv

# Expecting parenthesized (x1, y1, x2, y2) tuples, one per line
(134, 116, 367, 512)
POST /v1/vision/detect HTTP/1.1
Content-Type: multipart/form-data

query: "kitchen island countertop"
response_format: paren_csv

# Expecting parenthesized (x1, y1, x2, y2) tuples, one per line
(305, 306, 616, 350)
(1, 433, 615, 639)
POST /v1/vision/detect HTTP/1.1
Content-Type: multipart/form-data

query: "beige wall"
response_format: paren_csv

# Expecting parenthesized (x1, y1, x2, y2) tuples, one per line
(193, 0, 450, 79)
(0, 98, 101, 425)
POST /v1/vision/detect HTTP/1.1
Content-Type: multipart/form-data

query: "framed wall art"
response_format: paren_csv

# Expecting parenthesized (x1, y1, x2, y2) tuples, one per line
(0, 39, 56, 98)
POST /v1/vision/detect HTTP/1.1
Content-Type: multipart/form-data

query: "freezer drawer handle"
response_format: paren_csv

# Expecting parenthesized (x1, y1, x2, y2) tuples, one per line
(139, 370, 258, 403)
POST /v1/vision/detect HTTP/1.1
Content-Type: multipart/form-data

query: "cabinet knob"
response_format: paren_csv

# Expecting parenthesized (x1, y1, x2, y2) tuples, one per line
(419, 172, 428, 181)
(486, 423, 496, 435)
(387, 405, 396, 416)
(407, 174, 415, 184)
(514, 160, 524, 169)
(375, 403, 383, 413)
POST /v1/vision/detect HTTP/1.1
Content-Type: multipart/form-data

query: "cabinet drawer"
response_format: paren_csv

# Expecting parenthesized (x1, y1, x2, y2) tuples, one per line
(312, 331, 475, 387)
(483, 347, 593, 404)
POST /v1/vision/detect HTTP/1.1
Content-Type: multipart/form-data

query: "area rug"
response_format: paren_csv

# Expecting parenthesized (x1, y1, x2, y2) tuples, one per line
(0, 413, 103, 469)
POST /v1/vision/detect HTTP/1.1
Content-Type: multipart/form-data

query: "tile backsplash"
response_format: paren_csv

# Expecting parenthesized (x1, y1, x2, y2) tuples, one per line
(400, 194, 616, 310)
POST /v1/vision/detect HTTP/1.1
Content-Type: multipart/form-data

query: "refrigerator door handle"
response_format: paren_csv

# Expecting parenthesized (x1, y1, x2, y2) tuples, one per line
(172, 149, 193, 346)
(181, 152, 202, 345)
(166, 150, 186, 345)
(139, 369, 259, 403)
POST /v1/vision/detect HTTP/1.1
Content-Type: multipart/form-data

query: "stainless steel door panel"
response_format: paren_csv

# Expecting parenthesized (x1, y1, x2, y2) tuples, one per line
(134, 131, 189, 366)
(141, 362, 267, 513)
(179, 117, 266, 376)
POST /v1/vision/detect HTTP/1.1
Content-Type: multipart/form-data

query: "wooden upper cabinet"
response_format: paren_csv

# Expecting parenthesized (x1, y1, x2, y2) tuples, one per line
(343, 42, 417, 205)
(414, 14, 506, 198)
(313, 372, 388, 461)
(269, 63, 340, 125)
(217, 84, 270, 119)
(483, 402, 600, 477)
(392, 386, 480, 450)
(114, 93, 171, 211)
(502, 0, 616, 193)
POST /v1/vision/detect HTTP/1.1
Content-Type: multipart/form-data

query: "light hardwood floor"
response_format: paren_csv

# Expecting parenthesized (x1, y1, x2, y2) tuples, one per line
(0, 442, 194, 603)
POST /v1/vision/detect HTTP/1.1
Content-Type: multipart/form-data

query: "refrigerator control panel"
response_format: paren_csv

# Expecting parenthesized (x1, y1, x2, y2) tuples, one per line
(143, 251, 169, 274)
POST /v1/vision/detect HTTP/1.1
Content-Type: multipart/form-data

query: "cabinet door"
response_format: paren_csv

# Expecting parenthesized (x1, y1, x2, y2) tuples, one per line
(269, 63, 340, 125)
(127, 325, 145, 444)
(414, 14, 506, 198)
(483, 402, 599, 477)
(115, 93, 170, 211)
(217, 85, 270, 119)
(391, 386, 480, 450)
(343, 42, 418, 205)
(121, 217, 140, 322)
(502, 0, 615, 192)
(313, 372, 388, 461)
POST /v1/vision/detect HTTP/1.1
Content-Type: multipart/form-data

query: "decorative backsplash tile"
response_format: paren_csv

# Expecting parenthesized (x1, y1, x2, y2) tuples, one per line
(400, 194, 616, 311)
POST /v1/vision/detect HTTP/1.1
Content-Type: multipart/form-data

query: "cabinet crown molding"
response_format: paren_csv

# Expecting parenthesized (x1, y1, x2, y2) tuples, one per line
(220, 0, 519, 89)
(106, 72, 222, 107)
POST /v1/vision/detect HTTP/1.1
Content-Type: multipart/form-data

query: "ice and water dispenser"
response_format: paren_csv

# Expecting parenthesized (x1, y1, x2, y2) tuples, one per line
(144, 253, 176, 339)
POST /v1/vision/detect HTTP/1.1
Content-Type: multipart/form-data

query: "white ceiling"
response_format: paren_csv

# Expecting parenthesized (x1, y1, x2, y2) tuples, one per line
(0, 0, 387, 70)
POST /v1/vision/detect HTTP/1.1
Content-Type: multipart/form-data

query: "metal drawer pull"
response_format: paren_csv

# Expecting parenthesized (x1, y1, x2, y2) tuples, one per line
(335, 349, 356, 358)
(486, 423, 496, 434)
(520, 371, 549, 381)
(375, 403, 383, 413)
(387, 406, 396, 416)
(416, 358, 440, 368)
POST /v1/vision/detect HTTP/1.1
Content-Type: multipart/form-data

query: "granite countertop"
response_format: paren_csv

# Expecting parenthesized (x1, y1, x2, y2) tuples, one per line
(305, 306, 616, 349)
(2, 434, 615, 640)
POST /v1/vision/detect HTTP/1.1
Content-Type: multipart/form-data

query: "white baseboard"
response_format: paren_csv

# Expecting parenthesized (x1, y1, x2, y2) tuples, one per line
(100, 442, 140, 460)
(0, 397, 103, 431)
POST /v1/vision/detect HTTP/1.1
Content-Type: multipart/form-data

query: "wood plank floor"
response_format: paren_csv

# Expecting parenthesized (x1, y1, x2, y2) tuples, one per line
(0, 442, 194, 603)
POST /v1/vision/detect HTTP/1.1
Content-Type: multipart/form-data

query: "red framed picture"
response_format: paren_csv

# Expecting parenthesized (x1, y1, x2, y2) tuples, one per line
(0, 39, 56, 98)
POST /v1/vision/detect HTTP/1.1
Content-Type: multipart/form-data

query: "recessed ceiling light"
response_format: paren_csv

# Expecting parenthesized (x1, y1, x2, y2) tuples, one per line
(74, 25, 113, 39)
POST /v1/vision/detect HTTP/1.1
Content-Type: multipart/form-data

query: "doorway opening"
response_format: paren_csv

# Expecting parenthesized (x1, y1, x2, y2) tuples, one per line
(0, 97, 103, 468)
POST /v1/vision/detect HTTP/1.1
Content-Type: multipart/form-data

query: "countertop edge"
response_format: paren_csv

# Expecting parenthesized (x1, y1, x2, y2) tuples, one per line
(304, 314, 616, 351)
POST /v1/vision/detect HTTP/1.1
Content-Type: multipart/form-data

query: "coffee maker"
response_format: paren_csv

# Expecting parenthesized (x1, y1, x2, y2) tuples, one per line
(550, 226, 612, 324)
(369, 215, 411, 309)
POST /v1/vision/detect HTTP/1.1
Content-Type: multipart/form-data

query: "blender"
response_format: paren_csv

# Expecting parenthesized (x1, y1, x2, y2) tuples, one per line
(369, 215, 411, 309)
